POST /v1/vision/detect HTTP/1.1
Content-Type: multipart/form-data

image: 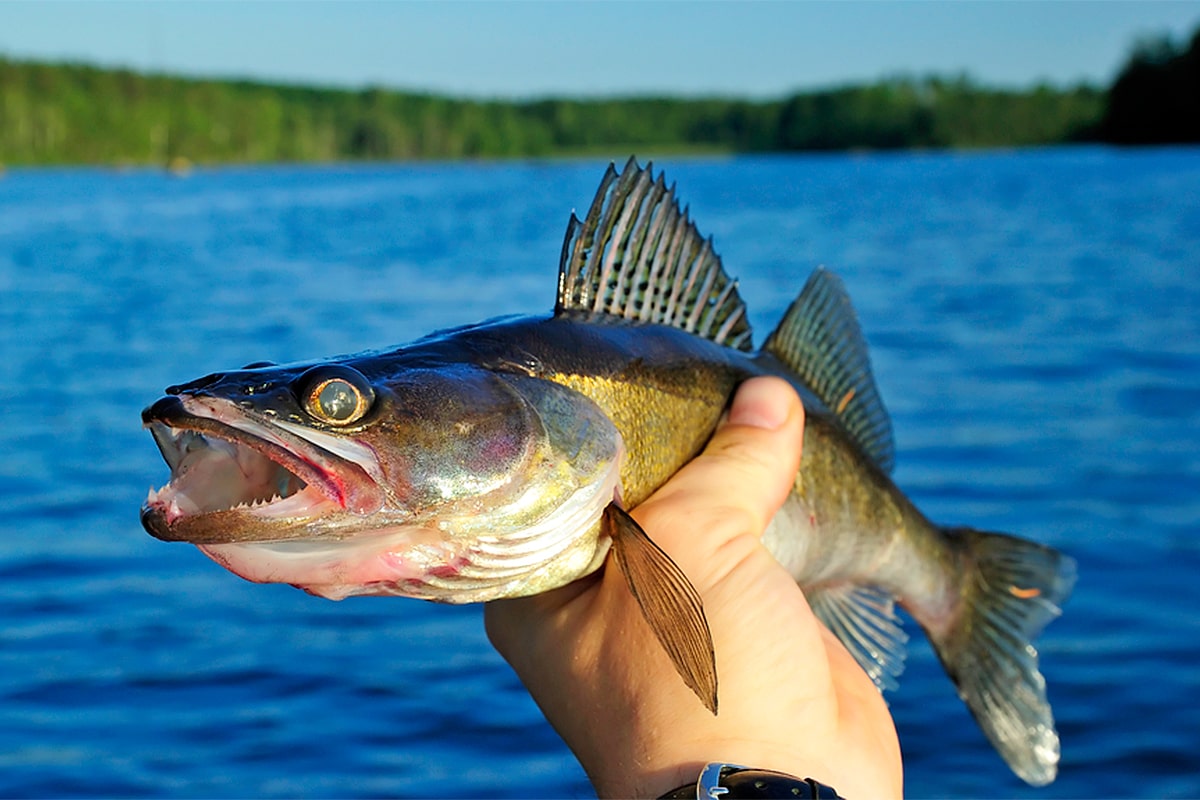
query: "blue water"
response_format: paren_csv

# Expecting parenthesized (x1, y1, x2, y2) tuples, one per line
(2, 149, 1198, 798)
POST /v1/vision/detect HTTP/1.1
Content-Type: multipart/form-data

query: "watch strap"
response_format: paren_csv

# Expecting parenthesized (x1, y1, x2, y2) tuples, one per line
(659, 762, 843, 799)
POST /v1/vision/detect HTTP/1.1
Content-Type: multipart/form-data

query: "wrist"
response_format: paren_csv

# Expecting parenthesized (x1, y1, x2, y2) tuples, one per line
(587, 737, 814, 799)
(589, 760, 704, 800)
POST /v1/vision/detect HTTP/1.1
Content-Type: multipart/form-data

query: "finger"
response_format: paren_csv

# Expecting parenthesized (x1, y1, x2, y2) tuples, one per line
(633, 376, 804, 575)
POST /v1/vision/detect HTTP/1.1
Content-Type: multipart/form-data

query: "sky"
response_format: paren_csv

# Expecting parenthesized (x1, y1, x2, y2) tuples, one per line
(2, 1, 1199, 99)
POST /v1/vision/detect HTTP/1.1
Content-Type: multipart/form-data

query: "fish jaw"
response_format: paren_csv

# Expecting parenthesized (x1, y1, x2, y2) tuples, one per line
(193, 452, 620, 603)
(141, 394, 389, 544)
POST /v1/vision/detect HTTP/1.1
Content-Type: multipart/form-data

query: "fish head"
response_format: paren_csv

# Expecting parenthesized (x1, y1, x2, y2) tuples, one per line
(141, 357, 622, 601)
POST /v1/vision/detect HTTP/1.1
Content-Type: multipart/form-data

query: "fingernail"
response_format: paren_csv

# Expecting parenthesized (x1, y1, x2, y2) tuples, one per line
(727, 378, 793, 430)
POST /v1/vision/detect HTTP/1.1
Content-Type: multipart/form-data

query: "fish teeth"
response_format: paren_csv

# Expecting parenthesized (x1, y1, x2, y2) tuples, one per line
(243, 494, 284, 510)
(223, 494, 286, 513)
(146, 485, 176, 505)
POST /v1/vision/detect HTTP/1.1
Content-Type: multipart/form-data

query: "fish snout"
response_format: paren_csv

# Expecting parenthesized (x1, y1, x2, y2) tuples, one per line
(142, 395, 188, 426)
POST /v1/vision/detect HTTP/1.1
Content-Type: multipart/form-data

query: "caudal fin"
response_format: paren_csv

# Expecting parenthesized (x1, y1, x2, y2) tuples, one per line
(930, 527, 1076, 786)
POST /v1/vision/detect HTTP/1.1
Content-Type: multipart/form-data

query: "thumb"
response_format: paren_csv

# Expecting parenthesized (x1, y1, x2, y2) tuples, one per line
(632, 376, 805, 581)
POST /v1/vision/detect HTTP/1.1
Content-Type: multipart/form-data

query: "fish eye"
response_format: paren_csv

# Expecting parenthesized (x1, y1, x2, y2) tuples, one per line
(296, 366, 375, 426)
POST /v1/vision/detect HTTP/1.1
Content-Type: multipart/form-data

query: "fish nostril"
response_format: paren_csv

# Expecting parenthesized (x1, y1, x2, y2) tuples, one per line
(166, 372, 226, 395)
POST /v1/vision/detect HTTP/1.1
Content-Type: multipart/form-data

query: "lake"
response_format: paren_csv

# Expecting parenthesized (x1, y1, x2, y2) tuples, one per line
(1, 148, 1198, 798)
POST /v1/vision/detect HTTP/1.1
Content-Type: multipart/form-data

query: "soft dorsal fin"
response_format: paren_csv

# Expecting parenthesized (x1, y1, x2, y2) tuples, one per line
(556, 156, 753, 352)
(762, 268, 895, 472)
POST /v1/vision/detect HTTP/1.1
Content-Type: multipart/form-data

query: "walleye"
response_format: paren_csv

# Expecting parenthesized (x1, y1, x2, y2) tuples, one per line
(142, 158, 1075, 785)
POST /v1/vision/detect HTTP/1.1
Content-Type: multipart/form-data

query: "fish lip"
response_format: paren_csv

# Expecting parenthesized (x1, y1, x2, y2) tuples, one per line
(141, 500, 270, 545)
(140, 394, 386, 544)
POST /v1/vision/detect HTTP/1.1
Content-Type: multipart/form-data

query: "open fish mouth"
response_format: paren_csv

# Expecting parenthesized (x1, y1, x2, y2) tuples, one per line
(141, 395, 386, 544)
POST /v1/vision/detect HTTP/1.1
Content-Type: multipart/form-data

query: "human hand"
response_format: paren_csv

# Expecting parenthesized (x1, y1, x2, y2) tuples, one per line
(485, 376, 903, 799)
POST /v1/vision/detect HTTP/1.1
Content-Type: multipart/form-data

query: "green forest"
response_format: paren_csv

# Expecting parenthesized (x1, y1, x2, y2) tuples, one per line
(0, 23, 1196, 167)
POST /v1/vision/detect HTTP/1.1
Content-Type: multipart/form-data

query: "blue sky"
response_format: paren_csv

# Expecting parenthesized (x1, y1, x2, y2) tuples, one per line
(2, 1, 1198, 98)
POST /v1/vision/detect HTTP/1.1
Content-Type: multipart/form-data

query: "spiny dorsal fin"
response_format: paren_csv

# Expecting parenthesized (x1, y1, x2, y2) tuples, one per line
(556, 156, 753, 352)
(762, 268, 895, 472)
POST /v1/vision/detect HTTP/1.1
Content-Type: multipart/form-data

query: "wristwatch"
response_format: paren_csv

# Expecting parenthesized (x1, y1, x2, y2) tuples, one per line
(659, 762, 843, 799)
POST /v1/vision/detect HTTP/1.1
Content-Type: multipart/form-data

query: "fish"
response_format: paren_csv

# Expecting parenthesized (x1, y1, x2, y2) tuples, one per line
(141, 157, 1075, 786)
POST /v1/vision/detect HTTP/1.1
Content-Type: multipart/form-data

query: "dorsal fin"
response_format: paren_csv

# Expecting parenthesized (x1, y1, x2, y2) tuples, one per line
(762, 268, 895, 472)
(556, 156, 753, 352)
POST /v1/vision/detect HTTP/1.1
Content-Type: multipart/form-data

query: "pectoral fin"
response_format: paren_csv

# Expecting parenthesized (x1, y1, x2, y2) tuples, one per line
(603, 503, 718, 714)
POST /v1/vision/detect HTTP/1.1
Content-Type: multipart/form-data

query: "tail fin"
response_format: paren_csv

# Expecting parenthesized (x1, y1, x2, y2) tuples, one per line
(930, 527, 1076, 786)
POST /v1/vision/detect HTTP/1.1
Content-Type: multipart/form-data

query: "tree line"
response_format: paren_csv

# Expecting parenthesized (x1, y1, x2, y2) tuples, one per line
(1099, 26, 1200, 144)
(0, 21, 1195, 166)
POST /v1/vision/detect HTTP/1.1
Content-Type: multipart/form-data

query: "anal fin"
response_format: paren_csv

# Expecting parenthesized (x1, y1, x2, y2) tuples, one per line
(808, 583, 908, 692)
(604, 503, 718, 714)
